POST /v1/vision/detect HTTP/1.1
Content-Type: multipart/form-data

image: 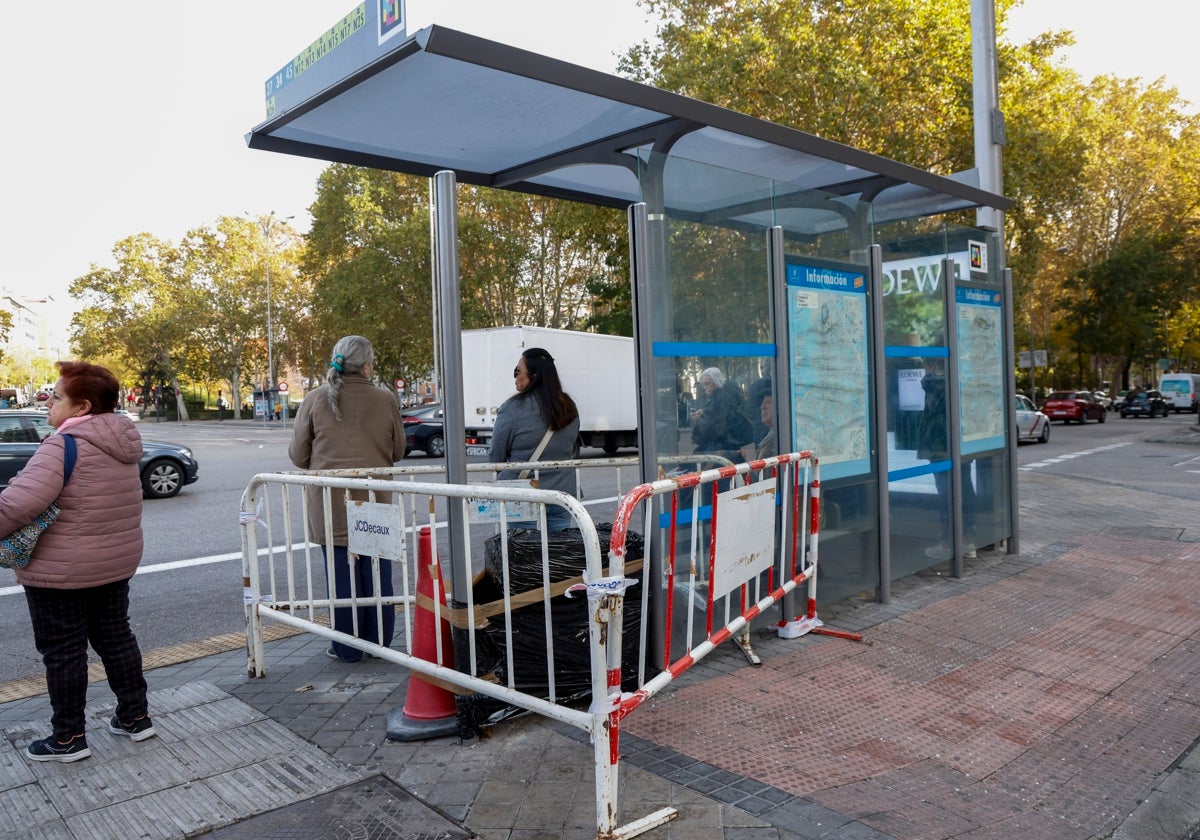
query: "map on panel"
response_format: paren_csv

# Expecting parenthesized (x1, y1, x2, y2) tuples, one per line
(786, 260, 870, 480)
(956, 287, 1005, 453)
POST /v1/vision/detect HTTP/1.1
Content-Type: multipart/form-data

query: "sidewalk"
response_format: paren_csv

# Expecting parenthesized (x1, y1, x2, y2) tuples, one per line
(2, 432, 1200, 838)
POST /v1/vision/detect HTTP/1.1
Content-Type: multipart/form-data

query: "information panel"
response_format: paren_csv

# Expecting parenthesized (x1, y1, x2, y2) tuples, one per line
(785, 258, 870, 480)
(956, 286, 1005, 454)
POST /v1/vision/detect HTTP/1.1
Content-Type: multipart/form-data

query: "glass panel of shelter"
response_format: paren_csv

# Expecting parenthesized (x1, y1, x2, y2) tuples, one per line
(635, 148, 1011, 603)
(873, 221, 1012, 574)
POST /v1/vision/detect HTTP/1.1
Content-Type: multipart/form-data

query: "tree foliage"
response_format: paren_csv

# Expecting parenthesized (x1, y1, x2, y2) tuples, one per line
(0, 309, 11, 367)
(61, 2, 1200, 403)
(621, 0, 990, 170)
(1061, 229, 1194, 385)
(178, 215, 307, 417)
(1043, 78, 1200, 386)
(71, 234, 190, 392)
(624, 0, 1200, 389)
(69, 218, 306, 416)
(302, 165, 629, 388)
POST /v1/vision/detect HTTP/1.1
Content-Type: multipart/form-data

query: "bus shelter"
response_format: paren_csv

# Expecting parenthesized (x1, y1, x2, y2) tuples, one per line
(247, 12, 1012, 612)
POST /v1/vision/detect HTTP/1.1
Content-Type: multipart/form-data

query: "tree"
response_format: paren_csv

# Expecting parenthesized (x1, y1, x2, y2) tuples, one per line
(1048, 78, 1200, 387)
(180, 216, 306, 419)
(71, 234, 201, 419)
(622, 0, 1200, 393)
(304, 166, 436, 386)
(1062, 229, 1193, 388)
(621, 0, 1001, 170)
(0, 309, 11, 361)
(303, 165, 630, 392)
(69, 217, 308, 420)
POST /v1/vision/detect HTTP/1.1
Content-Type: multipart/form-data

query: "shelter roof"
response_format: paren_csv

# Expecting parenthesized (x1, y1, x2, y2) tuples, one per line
(247, 24, 1009, 233)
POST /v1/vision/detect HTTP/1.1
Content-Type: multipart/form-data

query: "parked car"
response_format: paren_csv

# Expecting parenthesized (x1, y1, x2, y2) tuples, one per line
(1111, 389, 1130, 412)
(403, 403, 445, 458)
(1092, 391, 1113, 410)
(0, 410, 198, 498)
(1015, 394, 1051, 444)
(1120, 389, 1170, 419)
(1041, 390, 1107, 424)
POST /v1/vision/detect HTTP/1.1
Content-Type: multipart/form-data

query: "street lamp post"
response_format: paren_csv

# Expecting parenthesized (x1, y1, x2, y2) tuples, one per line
(247, 211, 293, 425)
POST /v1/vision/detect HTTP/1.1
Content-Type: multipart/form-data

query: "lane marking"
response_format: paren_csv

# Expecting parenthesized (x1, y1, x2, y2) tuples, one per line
(1019, 441, 1132, 471)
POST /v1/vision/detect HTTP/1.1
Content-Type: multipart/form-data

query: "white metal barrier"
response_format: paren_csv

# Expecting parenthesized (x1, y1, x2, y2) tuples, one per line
(239, 451, 817, 840)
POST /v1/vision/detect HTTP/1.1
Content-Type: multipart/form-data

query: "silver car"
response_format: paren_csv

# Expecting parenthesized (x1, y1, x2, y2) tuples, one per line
(1015, 394, 1050, 444)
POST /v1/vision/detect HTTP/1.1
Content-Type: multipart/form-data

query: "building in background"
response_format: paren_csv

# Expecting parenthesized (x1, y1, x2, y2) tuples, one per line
(1, 288, 70, 397)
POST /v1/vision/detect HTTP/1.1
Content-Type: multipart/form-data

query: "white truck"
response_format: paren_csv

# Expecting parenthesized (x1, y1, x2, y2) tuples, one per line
(0, 386, 29, 408)
(461, 326, 638, 455)
(1158, 372, 1200, 413)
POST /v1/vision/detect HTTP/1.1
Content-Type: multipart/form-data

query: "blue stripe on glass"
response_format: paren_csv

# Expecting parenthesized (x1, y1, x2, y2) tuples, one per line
(884, 346, 950, 359)
(887, 460, 951, 482)
(652, 342, 776, 358)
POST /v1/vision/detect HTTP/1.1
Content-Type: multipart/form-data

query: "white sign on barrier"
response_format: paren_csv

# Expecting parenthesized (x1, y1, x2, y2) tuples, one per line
(712, 477, 777, 601)
(346, 500, 404, 559)
(466, 494, 540, 523)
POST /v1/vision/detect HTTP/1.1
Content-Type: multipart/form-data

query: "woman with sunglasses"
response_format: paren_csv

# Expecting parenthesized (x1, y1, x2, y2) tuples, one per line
(489, 348, 580, 531)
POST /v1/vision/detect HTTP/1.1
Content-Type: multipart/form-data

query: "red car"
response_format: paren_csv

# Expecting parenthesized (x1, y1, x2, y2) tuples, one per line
(1042, 390, 1107, 424)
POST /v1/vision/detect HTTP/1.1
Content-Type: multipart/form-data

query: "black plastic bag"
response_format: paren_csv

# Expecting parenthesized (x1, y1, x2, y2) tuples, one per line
(456, 523, 644, 735)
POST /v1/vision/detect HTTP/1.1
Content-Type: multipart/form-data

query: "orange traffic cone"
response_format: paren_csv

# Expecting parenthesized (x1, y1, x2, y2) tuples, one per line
(386, 526, 460, 740)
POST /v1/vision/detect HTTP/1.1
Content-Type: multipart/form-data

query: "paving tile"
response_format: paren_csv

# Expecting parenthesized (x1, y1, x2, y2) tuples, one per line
(7, 528, 1200, 839)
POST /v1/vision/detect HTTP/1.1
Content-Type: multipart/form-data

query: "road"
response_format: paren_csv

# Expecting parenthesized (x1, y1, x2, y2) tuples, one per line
(0, 411, 1196, 684)
(0, 419, 631, 684)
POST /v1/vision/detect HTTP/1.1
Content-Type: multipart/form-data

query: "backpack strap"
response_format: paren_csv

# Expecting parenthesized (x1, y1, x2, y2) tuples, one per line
(60, 434, 77, 484)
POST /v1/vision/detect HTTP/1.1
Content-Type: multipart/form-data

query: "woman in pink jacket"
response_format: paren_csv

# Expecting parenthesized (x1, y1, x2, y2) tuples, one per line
(0, 361, 153, 762)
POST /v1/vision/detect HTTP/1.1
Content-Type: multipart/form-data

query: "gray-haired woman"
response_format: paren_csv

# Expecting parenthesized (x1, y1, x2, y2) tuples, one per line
(289, 336, 406, 662)
(689, 366, 749, 458)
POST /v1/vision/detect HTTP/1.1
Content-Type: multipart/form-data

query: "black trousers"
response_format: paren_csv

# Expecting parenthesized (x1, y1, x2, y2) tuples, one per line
(24, 579, 149, 740)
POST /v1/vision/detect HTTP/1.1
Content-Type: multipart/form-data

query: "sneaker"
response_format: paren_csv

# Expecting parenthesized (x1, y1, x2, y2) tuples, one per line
(109, 715, 156, 742)
(26, 735, 91, 763)
(326, 646, 363, 663)
(964, 544, 978, 559)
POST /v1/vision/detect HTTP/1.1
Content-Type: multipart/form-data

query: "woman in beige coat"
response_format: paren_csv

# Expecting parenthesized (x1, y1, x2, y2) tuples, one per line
(289, 336, 406, 662)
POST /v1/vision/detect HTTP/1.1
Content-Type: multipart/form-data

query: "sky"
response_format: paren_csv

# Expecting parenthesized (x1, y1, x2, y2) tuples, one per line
(1004, 0, 1198, 107)
(3, 1, 1196, 346)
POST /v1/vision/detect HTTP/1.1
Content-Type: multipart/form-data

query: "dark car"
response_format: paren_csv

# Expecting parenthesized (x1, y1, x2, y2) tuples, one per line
(1120, 389, 1169, 419)
(403, 404, 445, 458)
(0, 410, 199, 499)
(1041, 390, 1107, 424)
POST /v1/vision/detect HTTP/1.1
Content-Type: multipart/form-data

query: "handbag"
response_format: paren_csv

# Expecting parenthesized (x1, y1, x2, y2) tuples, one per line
(0, 434, 77, 570)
